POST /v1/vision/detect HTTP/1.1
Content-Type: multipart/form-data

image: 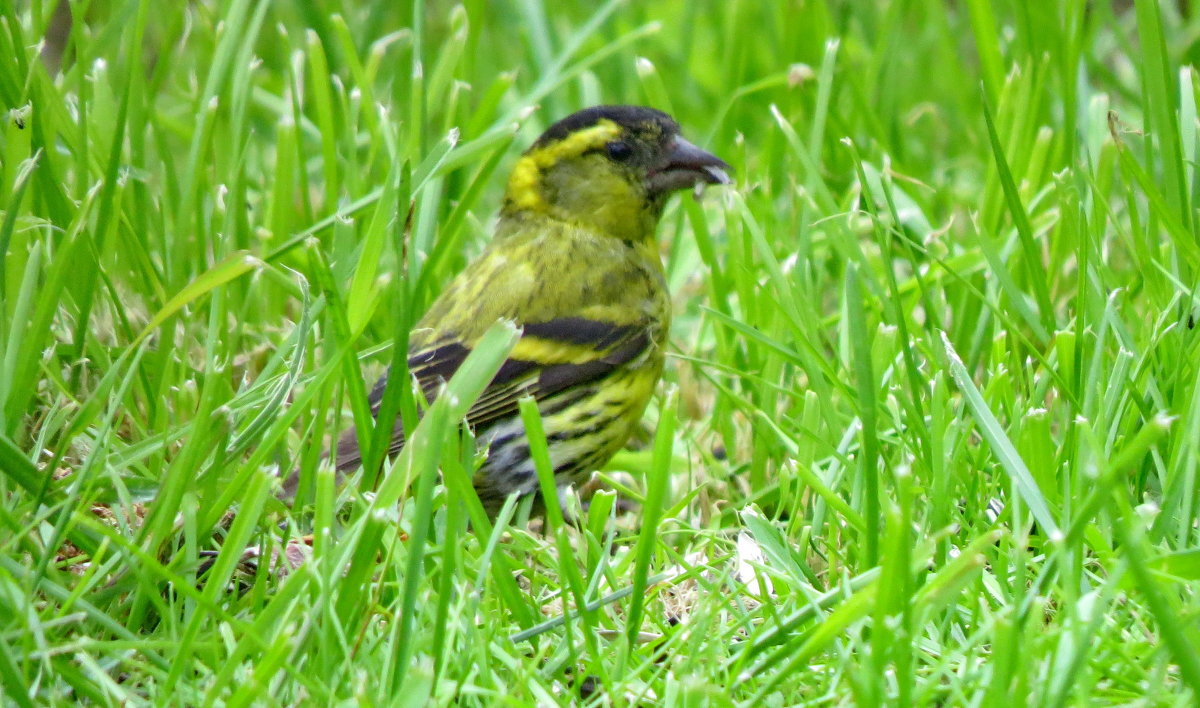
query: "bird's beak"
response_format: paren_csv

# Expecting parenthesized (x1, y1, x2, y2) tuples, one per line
(648, 136, 732, 196)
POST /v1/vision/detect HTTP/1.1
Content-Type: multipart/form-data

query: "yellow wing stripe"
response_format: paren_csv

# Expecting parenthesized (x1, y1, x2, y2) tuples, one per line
(509, 336, 612, 364)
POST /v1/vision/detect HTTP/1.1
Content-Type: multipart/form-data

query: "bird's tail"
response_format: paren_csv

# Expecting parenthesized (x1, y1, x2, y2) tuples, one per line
(278, 423, 403, 504)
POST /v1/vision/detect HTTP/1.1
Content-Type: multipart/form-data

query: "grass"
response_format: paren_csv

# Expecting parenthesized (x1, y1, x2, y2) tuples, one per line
(2, 0, 1199, 704)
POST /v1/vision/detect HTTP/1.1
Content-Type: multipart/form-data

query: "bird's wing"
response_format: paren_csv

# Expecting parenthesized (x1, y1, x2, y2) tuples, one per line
(332, 218, 665, 473)
(333, 317, 652, 472)
(459, 317, 652, 429)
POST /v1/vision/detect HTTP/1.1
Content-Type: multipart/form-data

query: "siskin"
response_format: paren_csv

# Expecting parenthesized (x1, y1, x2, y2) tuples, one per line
(284, 105, 731, 515)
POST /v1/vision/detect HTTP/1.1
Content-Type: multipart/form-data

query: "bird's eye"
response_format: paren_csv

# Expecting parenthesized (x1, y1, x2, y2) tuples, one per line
(606, 141, 633, 161)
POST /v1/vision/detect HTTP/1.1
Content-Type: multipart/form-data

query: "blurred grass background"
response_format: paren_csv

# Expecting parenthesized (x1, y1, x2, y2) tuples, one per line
(2, 0, 1199, 704)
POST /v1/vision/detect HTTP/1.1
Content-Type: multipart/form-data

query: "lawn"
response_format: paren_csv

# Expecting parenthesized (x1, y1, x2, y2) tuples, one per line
(2, 0, 1199, 705)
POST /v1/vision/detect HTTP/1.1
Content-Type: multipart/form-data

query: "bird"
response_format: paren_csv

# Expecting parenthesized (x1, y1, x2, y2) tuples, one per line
(282, 105, 731, 516)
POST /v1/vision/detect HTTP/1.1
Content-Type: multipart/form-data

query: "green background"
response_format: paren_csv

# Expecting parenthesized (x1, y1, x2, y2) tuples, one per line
(1, 0, 1198, 704)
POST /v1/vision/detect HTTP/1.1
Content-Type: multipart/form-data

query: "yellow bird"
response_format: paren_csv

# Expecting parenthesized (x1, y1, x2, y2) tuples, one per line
(284, 106, 730, 515)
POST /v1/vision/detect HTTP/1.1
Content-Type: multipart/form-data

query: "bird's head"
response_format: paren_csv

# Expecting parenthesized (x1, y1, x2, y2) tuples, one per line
(503, 105, 731, 241)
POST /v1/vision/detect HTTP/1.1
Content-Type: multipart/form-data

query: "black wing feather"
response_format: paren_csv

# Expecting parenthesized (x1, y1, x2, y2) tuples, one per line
(333, 318, 649, 473)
